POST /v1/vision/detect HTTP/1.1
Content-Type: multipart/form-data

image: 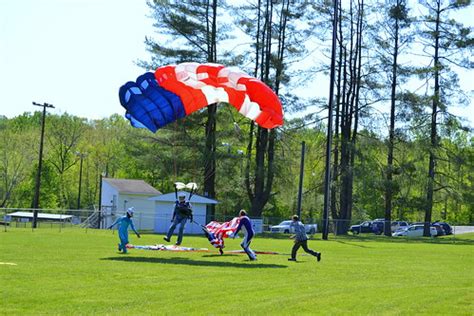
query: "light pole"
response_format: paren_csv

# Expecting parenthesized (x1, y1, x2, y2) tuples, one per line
(296, 141, 306, 219)
(98, 172, 105, 229)
(76, 152, 87, 209)
(31, 101, 55, 228)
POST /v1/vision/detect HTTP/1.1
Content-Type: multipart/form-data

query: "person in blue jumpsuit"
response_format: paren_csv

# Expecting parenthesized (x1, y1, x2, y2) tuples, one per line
(164, 194, 193, 245)
(234, 209, 256, 261)
(108, 207, 141, 253)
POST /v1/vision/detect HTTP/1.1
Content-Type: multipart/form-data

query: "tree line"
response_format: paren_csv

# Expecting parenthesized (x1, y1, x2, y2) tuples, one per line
(1, 0, 472, 231)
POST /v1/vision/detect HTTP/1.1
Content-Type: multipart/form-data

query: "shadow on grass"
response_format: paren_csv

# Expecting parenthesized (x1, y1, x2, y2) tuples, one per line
(334, 240, 371, 248)
(201, 253, 239, 258)
(101, 256, 287, 269)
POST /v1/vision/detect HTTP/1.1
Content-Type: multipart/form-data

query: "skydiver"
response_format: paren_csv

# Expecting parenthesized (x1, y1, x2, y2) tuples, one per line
(234, 209, 257, 261)
(164, 194, 193, 245)
(108, 207, 141, 254)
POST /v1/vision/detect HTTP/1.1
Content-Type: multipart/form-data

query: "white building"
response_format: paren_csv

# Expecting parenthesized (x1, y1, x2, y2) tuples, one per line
(101, 178, 161, 230)
(150, 191, 218, 234)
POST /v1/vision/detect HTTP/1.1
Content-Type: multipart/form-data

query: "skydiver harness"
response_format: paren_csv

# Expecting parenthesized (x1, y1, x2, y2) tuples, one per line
(175, 201, 192, 219)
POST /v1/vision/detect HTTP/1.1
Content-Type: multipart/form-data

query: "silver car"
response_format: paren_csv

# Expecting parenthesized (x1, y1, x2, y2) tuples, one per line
(392, 224, 437, 237)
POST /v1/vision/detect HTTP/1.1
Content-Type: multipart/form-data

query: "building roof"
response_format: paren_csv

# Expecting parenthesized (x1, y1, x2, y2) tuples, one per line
(103, 178, 161, 195)
(7, 212, 73, 220)
(149, 191, 219, 204)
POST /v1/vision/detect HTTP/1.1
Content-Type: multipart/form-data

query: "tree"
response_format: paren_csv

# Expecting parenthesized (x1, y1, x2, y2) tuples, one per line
(0, 117, 36, 207)
(327, 0, 366, 234)
(234, 0, 312, 216)
(45, 113, 85, 208)
(142, 0, 230, 220)
(418, 0, 473, 236)
(371, 0, 413, 236)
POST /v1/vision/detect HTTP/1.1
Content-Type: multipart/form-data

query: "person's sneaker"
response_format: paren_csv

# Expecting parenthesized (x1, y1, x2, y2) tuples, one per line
(288, 258, 296, 261)
(219, 248, 224, 255)
(118, 243, 122, 251)
(316, 252, 321, 262)
(250, 257, 257, 261)
(163, 237, 170, 242)
(175, 242, 181, 246)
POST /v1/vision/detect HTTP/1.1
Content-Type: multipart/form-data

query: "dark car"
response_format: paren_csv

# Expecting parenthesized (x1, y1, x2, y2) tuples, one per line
(349, 221, 384, 235)
(433, 221, 452, 235)
(431, 223, 445, 236)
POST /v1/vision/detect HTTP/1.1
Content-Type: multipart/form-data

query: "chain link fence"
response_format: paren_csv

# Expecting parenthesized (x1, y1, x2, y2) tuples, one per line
(1, 207, 473, 242)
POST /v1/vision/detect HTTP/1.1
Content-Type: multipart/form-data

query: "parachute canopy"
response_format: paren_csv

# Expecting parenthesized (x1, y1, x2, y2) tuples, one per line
(119, 62, 283, 132)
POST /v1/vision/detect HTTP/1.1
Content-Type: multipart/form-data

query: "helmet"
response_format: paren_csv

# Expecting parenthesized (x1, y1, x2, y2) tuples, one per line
(127, 207, 135, 216)
(178, 194, 186, 200)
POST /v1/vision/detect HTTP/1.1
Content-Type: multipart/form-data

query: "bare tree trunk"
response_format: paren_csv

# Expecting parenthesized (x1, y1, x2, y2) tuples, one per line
(330, 0, 343, 222)
(245, 0, 284, 217)
(384, 0, 401, 237)
(424, 1, 441, 237)
(203, 0, 218, 220)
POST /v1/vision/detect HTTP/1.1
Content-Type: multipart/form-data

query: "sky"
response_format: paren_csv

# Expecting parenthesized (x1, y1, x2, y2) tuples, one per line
(0, 0, 473, 127)
(0, 0, 154, 120)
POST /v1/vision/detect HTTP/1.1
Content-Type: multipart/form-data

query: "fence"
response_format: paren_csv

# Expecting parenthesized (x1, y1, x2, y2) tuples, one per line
(1, 207, 473, 242)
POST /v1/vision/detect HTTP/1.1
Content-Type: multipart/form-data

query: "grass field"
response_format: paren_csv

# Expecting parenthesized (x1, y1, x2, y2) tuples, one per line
(1, 228, 473, 315)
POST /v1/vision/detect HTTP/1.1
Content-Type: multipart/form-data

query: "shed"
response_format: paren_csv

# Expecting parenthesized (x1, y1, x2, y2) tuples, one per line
(149, 191, 218, 234)
(101, 178, 161, 230)
(6, 211, 74, 227)
(7, 211, 73, 223)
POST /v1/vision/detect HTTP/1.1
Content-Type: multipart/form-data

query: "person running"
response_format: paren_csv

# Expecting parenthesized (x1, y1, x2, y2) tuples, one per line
(164, 194, 193, 245)
(234, 209, 256, 261)
(288, 215, 321, 262)
(108, 207, 141, 254)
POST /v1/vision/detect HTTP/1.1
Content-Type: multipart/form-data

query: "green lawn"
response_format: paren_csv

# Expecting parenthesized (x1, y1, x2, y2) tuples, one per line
(1, 228, 473, 315)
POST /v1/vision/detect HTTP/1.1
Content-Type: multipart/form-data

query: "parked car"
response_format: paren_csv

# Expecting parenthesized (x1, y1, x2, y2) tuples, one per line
(269, 221, 318, 234)
(349, 221, 384, 235)
(432, 221, 452, 235)
(392, 224, 437, 237)
(365, 220, 409, 233)
(390, 221, 409, 232)
(431, 223, 446, 236)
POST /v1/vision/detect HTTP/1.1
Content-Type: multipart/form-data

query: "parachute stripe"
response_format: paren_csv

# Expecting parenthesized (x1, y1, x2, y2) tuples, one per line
(119, 63, 283, 132)
(118, 73, 186, 131)
(136, 73, 170, 127)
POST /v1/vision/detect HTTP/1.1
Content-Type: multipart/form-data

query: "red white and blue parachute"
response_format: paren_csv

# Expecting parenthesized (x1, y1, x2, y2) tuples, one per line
(119, 62, 283, 132)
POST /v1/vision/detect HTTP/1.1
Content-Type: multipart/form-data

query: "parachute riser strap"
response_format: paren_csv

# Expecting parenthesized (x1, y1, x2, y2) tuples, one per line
(188, 187, 195, 202)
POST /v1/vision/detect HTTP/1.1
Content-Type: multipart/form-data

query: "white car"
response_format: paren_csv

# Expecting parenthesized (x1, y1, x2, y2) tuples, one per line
(269, 221, 318, 234)
(390, 221, 409, 232)
(392, 224, 437, 237)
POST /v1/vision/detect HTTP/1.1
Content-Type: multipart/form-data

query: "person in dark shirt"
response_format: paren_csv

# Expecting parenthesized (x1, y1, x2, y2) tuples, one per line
(288, 215, 321, 262)
(164, 194, 193, 245)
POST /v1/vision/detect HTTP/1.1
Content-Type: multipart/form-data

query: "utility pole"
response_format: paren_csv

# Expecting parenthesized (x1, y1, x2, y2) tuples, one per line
(31, 102, 55, 229)
(98, 173, 104, 229)
(296, 141, 305, 219)
(76, 152, 87, 209)
(322, 0, 338, 240)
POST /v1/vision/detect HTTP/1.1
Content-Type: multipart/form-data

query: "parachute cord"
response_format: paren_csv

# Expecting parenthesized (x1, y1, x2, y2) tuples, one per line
(224, 105, 243, 140)
(173, 120, 178, 180)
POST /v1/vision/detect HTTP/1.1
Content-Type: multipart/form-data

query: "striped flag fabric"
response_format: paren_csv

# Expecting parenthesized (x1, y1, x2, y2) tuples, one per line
(204, 217, 240, 248)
